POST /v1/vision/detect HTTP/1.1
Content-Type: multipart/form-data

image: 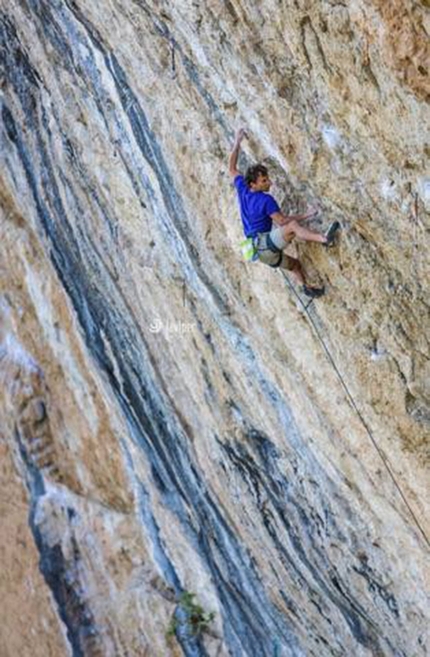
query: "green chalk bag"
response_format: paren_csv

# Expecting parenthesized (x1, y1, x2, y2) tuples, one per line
(240, 237, 258, 262)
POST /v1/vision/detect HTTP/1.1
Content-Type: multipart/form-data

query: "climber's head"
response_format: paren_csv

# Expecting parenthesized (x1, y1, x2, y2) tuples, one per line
(245, 164, 272, 192)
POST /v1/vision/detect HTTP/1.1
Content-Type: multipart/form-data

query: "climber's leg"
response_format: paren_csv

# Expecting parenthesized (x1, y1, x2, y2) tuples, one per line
(280, 255, 325, 298)
(280, 255, 305, 285)
(282, 220, 327, 244)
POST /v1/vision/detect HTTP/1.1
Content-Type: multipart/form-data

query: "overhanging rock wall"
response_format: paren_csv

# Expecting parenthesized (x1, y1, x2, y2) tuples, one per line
(1, 1, 429, 655)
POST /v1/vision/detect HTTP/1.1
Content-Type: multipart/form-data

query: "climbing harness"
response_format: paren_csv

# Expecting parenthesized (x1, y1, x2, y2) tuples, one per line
(280, 269, 430, 550)
(240, 233, 283, 267)
(266, 233, 283, 268)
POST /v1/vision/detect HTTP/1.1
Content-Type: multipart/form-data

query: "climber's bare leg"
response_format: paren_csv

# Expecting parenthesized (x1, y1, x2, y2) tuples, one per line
(282, 220, 327, 244)
(280, 255, 306, 285)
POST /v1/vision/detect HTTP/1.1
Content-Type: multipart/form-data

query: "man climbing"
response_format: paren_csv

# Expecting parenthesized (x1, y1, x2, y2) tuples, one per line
(229, 128, 340, 298)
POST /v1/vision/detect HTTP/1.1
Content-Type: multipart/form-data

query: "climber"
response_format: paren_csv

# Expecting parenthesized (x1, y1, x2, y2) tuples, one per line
(229, 128, 340, 298)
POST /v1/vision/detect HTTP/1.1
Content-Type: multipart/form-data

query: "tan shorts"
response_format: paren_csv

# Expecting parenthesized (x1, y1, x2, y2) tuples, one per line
(254, 226, 294, 269)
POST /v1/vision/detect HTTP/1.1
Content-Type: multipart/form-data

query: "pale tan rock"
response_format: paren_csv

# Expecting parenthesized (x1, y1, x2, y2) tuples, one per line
(0, 1, 429, 655)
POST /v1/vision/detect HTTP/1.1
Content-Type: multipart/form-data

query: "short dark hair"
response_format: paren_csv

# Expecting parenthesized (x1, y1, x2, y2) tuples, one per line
(245, 164, 268, 186)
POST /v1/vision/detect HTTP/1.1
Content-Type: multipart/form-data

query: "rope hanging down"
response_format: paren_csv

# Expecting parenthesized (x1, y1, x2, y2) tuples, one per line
(279, 270, 430, 550)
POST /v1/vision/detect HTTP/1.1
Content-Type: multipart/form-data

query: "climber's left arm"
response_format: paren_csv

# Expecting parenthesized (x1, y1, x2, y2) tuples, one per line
(271, 208, 319, 225)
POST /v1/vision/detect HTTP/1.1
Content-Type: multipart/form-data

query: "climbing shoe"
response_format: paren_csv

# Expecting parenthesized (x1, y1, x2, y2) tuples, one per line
(303, 285, 325, 298)
(324, 221, 340, 247)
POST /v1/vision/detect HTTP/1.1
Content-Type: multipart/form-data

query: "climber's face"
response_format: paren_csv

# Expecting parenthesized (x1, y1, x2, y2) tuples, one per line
(250, 173, 272, 192)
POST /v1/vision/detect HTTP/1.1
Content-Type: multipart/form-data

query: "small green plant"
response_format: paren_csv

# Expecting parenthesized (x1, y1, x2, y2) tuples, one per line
(181, 591, 215, 635)
(166, 616, 178, 639)
(166, 590, 215, 642)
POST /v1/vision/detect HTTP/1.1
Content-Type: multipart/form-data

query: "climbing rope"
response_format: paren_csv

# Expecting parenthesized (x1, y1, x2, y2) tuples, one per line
(279, 270, 430, 550)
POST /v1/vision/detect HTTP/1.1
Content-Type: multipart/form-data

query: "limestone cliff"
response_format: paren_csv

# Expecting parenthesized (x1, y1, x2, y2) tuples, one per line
(1, 1, 429, 656)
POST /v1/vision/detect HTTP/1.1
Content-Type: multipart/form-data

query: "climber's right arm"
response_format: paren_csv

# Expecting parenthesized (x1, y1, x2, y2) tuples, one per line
(229, 128, 248, 178)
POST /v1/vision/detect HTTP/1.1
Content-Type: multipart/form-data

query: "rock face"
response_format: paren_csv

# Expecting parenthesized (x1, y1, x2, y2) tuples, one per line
(1, 1, 429, 655)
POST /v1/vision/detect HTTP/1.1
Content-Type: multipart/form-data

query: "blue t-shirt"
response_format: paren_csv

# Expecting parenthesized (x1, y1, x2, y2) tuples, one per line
(234, 175, 280, 237)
